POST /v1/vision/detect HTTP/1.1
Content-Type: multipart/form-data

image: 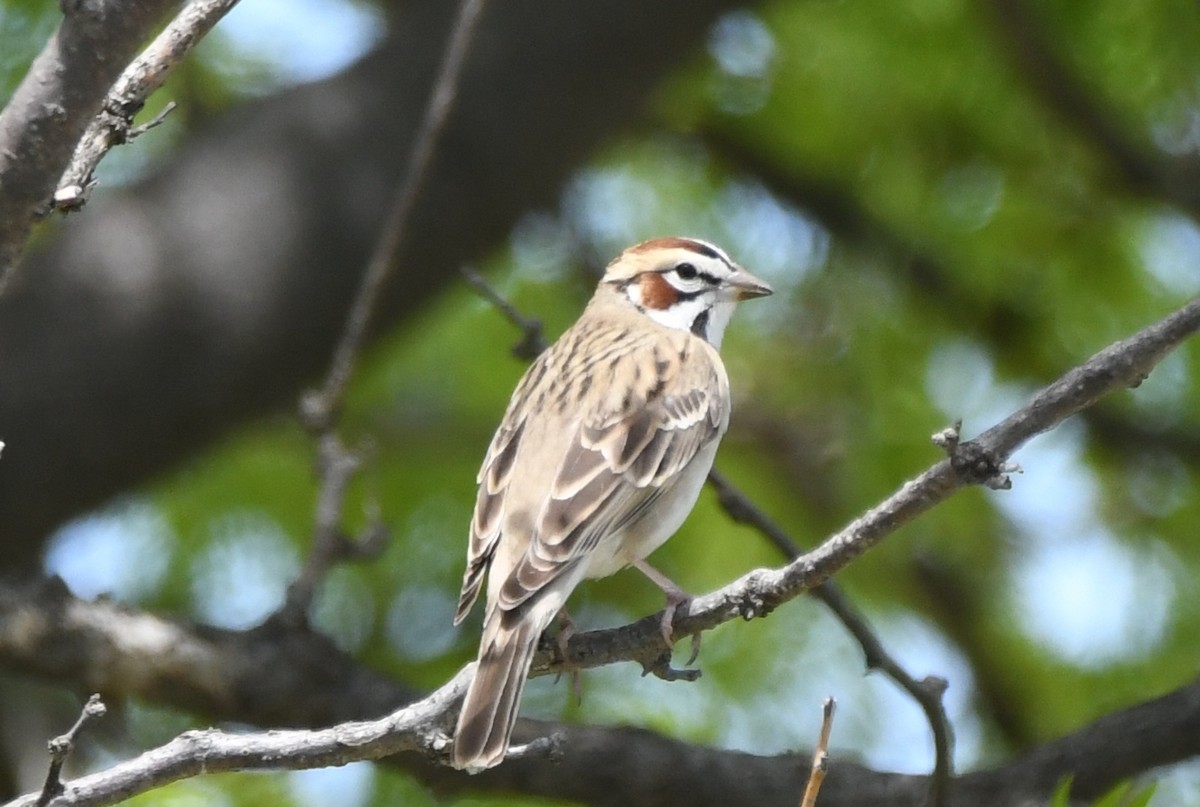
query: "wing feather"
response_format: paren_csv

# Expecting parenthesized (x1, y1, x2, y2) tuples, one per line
(496, 333, 728, 612)
(454, 350, 548, 624)
(458, 309, 730, 623)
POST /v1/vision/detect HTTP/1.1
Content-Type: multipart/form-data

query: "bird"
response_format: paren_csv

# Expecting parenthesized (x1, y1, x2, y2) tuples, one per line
(451, 236, 772, 772)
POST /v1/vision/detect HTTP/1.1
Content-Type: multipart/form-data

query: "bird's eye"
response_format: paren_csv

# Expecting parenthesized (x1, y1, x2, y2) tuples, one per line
(675, 262, 698, 281)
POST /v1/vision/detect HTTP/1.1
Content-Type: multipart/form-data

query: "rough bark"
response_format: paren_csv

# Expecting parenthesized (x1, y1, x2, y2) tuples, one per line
(0, 0, 183, 284)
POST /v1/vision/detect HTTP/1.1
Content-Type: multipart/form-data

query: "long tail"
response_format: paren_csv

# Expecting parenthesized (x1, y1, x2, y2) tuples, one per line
(452, 607, 548, 772)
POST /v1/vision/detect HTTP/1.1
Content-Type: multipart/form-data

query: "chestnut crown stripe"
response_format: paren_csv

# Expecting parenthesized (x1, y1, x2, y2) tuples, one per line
(626, 236, 725, 263)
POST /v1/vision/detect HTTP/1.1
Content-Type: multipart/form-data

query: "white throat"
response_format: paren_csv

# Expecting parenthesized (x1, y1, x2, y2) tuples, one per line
(633, 293, 736, 349)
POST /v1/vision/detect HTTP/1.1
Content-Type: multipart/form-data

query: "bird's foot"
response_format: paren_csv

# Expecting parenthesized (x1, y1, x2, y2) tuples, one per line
(633, 558, 702, 664)
(552, 609, 584, 704)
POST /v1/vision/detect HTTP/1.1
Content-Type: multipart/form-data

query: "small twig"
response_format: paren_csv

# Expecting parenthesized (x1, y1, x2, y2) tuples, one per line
(461, 267, 548, 360)
(283, 0, 488, 625)
(279, 435, 388, 626)
(49, 0, 240, 214)
(37, 694, 106, 807)
(708, 468, 955, 807)
(127, 101, 178, 139)
(799, 697, 836, 807)
(303, 0, 489, 431)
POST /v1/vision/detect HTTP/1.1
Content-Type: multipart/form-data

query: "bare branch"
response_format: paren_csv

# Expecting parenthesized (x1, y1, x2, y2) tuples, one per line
(0, 0, 183, 290)
(708, 469, 954, 807)
(461, 266, 548, 360)
(3, 579, 1200, 806)
(36, 695, 106, 807)
(303, 0, 490, 430)
(7, 671, 471, 807)
(278, 433, 389, 627)
(282, 0, 488, 626)
(546, 297, 1200, 670)
(799, 697, 836, 807)
(51, 0, 242, 213)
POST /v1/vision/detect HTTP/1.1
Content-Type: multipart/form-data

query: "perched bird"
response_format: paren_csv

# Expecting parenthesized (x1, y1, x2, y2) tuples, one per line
(451, 237, 772, 772)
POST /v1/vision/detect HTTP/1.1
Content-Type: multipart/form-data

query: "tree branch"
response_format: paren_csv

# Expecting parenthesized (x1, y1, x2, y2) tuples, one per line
(5, 671, 471, 807)
(50, 0, 242, 213)
(35, 696, 106, 807)
(3, 290, 1196, 805)
(577, 298, 1200, 666)
(2, 577, 1199, 806)
(281, 0, 487, 628)
(709, 469, 954, 807)
(0, 0, 183, 290)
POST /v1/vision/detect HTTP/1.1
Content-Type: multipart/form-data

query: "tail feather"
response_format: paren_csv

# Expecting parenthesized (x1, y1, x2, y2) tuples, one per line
(452, 610, 545, 772)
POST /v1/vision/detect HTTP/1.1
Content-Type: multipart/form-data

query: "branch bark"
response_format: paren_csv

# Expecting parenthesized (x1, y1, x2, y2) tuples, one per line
(0, 0, 183, 288)
(2, 579, 1200, 807)
(51, 0, 243, 212)
(3, 294, 1199, 806)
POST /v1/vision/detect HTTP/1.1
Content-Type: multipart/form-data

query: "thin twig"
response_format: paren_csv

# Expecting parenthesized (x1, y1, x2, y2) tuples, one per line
(461, 266, 547, 359)
(36, 695, 106, 807)
(799, 697, 836, 807)
(708, 468, 955, 807)
(303, 0, 489, 431)
(278, 434, 389, 626)
(281, 0, 489, 626)
(51, 0, 241, 213)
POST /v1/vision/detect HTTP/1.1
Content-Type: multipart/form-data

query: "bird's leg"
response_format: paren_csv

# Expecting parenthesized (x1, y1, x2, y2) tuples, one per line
(631, 559, 701, 664)
(552, 609, 584, 704)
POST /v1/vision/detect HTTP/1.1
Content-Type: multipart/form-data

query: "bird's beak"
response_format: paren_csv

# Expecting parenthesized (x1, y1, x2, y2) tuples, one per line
(726, 268, 774, 301)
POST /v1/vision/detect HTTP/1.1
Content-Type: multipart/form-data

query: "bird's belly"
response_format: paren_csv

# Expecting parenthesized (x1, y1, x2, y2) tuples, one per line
(579, 440, 718, 580)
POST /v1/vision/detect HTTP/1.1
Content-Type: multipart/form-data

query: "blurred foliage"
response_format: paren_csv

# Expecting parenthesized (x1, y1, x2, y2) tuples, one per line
(7, 0, 1200, 805)
(0, 0, 56, 98)
(1050, 777, 1159, 807)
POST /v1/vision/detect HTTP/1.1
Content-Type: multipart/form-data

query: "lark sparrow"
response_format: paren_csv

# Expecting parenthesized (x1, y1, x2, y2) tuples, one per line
(451, 237, 772, 772)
